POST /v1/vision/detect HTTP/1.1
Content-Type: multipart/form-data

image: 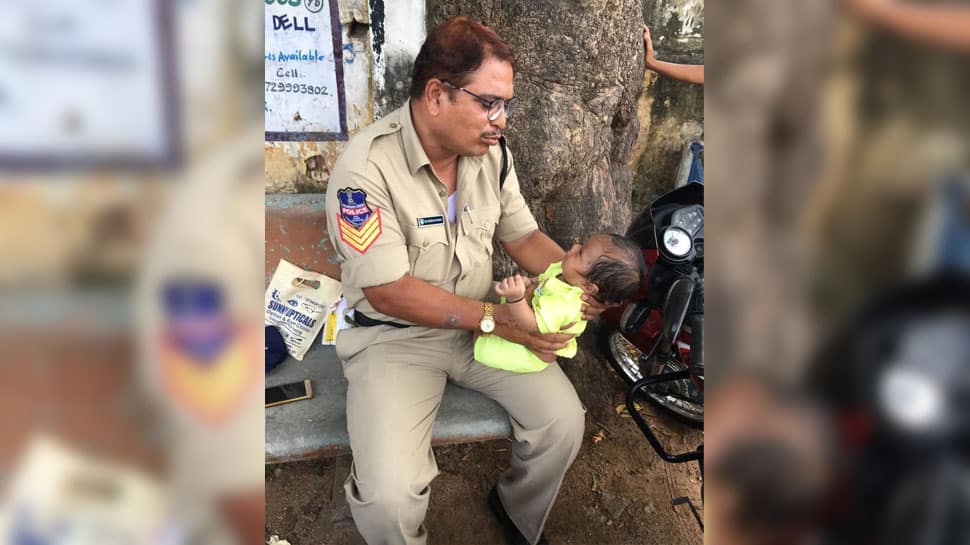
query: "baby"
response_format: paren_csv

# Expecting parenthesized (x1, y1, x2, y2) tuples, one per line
(475, 233, 643, 373)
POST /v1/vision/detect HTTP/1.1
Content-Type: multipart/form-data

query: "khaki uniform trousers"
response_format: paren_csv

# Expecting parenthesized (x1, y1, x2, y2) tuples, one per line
(340, 326, 586, 545)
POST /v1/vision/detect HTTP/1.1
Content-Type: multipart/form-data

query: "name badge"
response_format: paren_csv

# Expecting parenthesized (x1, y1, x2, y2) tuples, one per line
(417, 215, 444, 227)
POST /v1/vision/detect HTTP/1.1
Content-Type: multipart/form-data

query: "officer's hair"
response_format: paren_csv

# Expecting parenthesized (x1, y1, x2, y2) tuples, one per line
(586, 234, 643, 304)
(410, 16, 515, 100)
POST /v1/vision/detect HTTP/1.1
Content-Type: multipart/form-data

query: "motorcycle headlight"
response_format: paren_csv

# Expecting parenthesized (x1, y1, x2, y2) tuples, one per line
(662, 228, 693, 258)
(879, 365, 944, 432)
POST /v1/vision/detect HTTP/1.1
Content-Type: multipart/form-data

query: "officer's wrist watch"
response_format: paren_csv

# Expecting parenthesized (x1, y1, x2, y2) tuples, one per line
(479, 302, 495, 333)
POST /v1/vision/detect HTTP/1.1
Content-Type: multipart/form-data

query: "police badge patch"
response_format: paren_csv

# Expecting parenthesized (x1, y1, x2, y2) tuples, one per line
(336, 187, 382, 253)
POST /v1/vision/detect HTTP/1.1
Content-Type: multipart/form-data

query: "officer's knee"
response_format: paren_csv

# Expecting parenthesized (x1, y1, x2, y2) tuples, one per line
(349, 471, 426, 521)
(369, 489, 413, 522)
(550, 397, 586, 451)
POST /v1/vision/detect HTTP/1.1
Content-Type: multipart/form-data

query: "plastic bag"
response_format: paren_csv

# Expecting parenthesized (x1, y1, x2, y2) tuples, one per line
(264, 259, 341, 361)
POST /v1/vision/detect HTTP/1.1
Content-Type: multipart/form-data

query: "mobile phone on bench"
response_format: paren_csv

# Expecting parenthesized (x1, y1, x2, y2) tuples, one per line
(265, 379, 313, 408)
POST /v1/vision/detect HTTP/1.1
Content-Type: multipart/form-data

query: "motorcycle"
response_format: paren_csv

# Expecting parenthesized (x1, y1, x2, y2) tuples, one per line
(599, 142, 704, 424)
(597, 142, 705, 526)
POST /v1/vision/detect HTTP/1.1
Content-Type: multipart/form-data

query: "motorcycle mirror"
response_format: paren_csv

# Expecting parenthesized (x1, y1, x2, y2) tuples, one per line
(661, 277, 694, 353)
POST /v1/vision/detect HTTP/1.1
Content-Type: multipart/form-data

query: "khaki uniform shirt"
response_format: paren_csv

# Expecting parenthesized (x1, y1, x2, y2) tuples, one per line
(326, 101, 538, 359)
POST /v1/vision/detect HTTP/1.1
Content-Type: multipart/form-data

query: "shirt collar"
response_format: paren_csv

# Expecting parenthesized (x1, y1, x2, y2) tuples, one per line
(401, 100, 431, 176)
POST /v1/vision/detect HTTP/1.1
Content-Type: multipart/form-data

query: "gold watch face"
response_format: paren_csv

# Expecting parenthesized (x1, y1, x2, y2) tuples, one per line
(480, 317, 495, 333)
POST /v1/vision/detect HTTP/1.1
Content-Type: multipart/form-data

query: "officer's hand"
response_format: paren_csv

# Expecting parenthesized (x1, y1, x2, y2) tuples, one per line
(581, 293, 615, 321)
(524, 331, 573, 362)
(494, 324, 572, 362)
(533, 349, 558, 363)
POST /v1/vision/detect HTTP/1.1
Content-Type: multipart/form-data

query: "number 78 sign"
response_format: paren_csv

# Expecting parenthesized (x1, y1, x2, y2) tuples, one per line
(266, 0, 324, 10)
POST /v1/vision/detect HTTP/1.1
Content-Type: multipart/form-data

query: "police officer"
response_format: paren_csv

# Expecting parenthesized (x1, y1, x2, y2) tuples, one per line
(325, 16, 604, 545)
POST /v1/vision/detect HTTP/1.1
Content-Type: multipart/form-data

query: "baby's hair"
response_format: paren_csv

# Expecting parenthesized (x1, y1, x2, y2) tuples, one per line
(586, 234, 642, 304)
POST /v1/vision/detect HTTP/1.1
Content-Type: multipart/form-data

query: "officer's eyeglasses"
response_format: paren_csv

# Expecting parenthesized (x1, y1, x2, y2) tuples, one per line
(441, 80, 518, 122)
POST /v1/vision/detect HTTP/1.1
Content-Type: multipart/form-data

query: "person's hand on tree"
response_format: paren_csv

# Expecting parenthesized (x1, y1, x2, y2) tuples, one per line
(643, 24, 658, 70)
(641, 23, 705, 83)
(495, 274, 528, 303)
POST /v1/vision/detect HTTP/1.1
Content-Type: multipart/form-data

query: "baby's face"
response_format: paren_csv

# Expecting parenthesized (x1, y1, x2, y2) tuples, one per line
(561, 234, 612, 287)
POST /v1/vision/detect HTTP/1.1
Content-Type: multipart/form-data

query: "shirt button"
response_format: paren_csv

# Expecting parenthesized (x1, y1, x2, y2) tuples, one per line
(390, 122, 398, 128)
(484, 221, 491, 228)
(422, 240, 429, 248)
(438, 189, 446, 198)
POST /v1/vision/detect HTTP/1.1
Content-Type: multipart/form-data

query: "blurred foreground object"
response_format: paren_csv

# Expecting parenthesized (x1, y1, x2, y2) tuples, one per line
(0, 0, 179, 169)
(724, 176, 970, 544)
(705, 380, 833, 545)
(136, 124, 265, 543)
(704, 0, 836, 382)
(909, 176, 970, 275)
(707, 268, 970, 544)
(810, 270, 970, 545)
(705, 0, 970, 383)
(0, 0, 264, 543)
(846, 0, 970, 52)
(810, 174, 970, 544)
(0, 435, 170, 545)
(808, 0, 970, 328)
(0, 182, 166, 287)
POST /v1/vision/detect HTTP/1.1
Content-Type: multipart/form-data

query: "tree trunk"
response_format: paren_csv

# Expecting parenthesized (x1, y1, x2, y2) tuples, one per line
(426, 0, 643, 397)
(426, 0, 644, 278)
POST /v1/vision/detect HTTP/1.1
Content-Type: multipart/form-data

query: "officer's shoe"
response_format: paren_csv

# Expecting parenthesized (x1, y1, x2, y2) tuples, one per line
(487, 486, 549, 545)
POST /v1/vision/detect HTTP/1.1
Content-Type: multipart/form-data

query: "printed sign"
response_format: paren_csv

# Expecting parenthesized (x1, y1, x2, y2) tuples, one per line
(264, 0, 348, 141)
(0, 0, 178, 168)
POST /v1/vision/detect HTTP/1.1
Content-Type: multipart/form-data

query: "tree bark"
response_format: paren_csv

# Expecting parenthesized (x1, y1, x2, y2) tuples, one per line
(425, 1, 643, 395)
(426, 0, 644, 278)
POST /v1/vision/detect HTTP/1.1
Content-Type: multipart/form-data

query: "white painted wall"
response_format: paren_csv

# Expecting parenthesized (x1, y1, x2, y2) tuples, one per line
(373, 0, 426, 97)
(265, 0, 428, 192)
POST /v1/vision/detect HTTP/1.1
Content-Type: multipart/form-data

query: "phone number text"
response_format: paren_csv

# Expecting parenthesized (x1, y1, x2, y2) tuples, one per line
(265, 81, 330, 95)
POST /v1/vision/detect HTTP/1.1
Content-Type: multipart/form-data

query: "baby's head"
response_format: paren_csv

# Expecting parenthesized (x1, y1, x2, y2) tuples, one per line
(561, 234, 643, 304)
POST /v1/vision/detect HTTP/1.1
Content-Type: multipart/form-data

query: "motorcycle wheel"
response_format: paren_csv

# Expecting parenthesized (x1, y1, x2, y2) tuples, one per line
(598, 327, 704, 428)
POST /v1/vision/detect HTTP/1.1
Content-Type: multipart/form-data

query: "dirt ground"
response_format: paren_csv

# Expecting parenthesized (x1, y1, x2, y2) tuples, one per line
(265, 335, 704, 545)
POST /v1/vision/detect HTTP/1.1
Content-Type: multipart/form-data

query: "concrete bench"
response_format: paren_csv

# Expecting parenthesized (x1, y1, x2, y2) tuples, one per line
(265, 343, 513, 463)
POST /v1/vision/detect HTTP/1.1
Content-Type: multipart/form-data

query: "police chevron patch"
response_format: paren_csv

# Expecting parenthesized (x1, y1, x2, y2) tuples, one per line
(337, 187, 382, 253)
(337, 209, 382, 253)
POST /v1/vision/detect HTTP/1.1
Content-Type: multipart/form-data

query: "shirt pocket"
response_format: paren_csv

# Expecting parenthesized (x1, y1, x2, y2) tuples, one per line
(461, 206, 500, 260)
(406, 225, 451, 283)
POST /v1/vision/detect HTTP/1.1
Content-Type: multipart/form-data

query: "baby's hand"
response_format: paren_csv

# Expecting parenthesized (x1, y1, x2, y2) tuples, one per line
(495, 274, 527, 301)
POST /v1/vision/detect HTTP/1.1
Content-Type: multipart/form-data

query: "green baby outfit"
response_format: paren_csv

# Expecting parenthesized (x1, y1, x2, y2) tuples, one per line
(474, 261, 588, 373)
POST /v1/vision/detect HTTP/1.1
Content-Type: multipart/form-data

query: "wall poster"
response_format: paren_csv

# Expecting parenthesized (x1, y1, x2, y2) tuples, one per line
(264, 0, 348, 141)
